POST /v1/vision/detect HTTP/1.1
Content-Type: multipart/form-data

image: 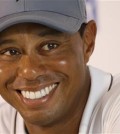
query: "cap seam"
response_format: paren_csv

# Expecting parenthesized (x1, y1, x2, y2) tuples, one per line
(24, 0, 25, 11)
(0, 10, 80, 21)
(77, 0, 86, 22)
(77, 0, 83, 19)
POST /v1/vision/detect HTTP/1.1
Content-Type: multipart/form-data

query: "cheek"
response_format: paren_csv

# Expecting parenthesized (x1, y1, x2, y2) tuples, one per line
(54, 50, 86, 89)
(51, 58, 72, 76)
(0, 63, 16, 88)
(0, 63, 19, 105)
(54, 52, 84, 76)
(48, 52, 85, 93)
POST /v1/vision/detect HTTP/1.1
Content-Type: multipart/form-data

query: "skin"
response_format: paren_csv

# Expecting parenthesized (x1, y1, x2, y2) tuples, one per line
(0, 21, 96, 134)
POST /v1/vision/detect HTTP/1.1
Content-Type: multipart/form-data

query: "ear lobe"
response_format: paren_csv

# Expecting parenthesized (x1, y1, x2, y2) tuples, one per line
(82, 20, 97, 63)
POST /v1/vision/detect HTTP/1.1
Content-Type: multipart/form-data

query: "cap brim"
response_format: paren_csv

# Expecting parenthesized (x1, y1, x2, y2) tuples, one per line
(0, 11, 83, 34)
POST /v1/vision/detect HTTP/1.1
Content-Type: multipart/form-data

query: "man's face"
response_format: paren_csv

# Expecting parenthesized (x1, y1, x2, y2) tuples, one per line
(0, 23, 90, 126)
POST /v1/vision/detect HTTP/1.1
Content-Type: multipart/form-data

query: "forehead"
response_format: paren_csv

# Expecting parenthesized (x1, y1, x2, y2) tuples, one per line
(0, 23, 68, 38)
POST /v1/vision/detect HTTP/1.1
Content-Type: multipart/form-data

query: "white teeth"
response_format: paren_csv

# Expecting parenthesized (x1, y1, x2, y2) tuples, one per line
(35, 91, 42, 99)
(45, 87, 49, 94)
(26, 91, 30, 99)
(29, 92, 35, 99)
(22, 91, 26, 97)
(41, 89, 46, 97)
(49, 85, 52, 91)
(21, 84, 57, 100)
(52, 84, 56, 89)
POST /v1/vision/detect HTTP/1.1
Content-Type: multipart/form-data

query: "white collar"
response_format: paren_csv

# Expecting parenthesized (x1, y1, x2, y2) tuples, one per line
(79, 66, 112, 134)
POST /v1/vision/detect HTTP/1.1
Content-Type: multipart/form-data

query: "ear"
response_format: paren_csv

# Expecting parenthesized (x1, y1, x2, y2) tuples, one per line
(82, 20, 97, 63)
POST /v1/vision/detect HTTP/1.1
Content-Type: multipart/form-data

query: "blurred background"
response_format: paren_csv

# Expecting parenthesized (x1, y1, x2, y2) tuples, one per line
(87, 0, 120, 75)
(1, 0, 120, 103)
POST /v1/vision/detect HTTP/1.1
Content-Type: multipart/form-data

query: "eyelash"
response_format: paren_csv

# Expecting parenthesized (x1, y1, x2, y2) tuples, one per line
(0, 48, 21, 56)
(40, 41, 60, 51)
(0, 41, 60, 56)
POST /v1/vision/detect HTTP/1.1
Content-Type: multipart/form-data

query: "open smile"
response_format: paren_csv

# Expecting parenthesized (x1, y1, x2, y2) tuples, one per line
(21, 83, 58, 100)
(16, 82, 59, 107)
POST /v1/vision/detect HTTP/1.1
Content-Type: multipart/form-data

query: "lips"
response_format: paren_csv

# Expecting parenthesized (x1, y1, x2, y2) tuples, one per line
(21, 83, 57, 100)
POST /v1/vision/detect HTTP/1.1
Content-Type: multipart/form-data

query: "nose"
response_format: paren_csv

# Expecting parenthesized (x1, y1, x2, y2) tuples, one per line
(17, 56, 45, 80)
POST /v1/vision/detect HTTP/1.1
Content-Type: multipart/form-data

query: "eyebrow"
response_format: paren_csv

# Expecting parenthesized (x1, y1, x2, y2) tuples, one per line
(0, 29, 65, 46)
(0, 39, 16, 47)
(37, 29, 64, 37)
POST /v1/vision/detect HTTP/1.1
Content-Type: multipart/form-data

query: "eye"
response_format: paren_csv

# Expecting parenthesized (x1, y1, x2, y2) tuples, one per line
(1, 48, 21, 56)
(41, 42, 59, 51)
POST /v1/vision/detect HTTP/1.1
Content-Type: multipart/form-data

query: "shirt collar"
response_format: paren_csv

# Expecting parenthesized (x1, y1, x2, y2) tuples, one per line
(79, 66, 112, 134)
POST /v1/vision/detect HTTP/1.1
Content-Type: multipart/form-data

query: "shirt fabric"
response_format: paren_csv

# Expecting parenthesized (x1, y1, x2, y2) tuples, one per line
(0, 66, 114, 134)
(79, 66, 112, 134)
(88, 74, 120, 133)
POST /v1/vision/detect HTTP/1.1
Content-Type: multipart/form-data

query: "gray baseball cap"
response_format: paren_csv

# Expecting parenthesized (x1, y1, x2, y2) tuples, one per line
(0, 0, 87, 33)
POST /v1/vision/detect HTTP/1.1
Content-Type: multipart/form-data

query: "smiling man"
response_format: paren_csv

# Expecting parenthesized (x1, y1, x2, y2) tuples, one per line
(0, 0, 117, 134)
